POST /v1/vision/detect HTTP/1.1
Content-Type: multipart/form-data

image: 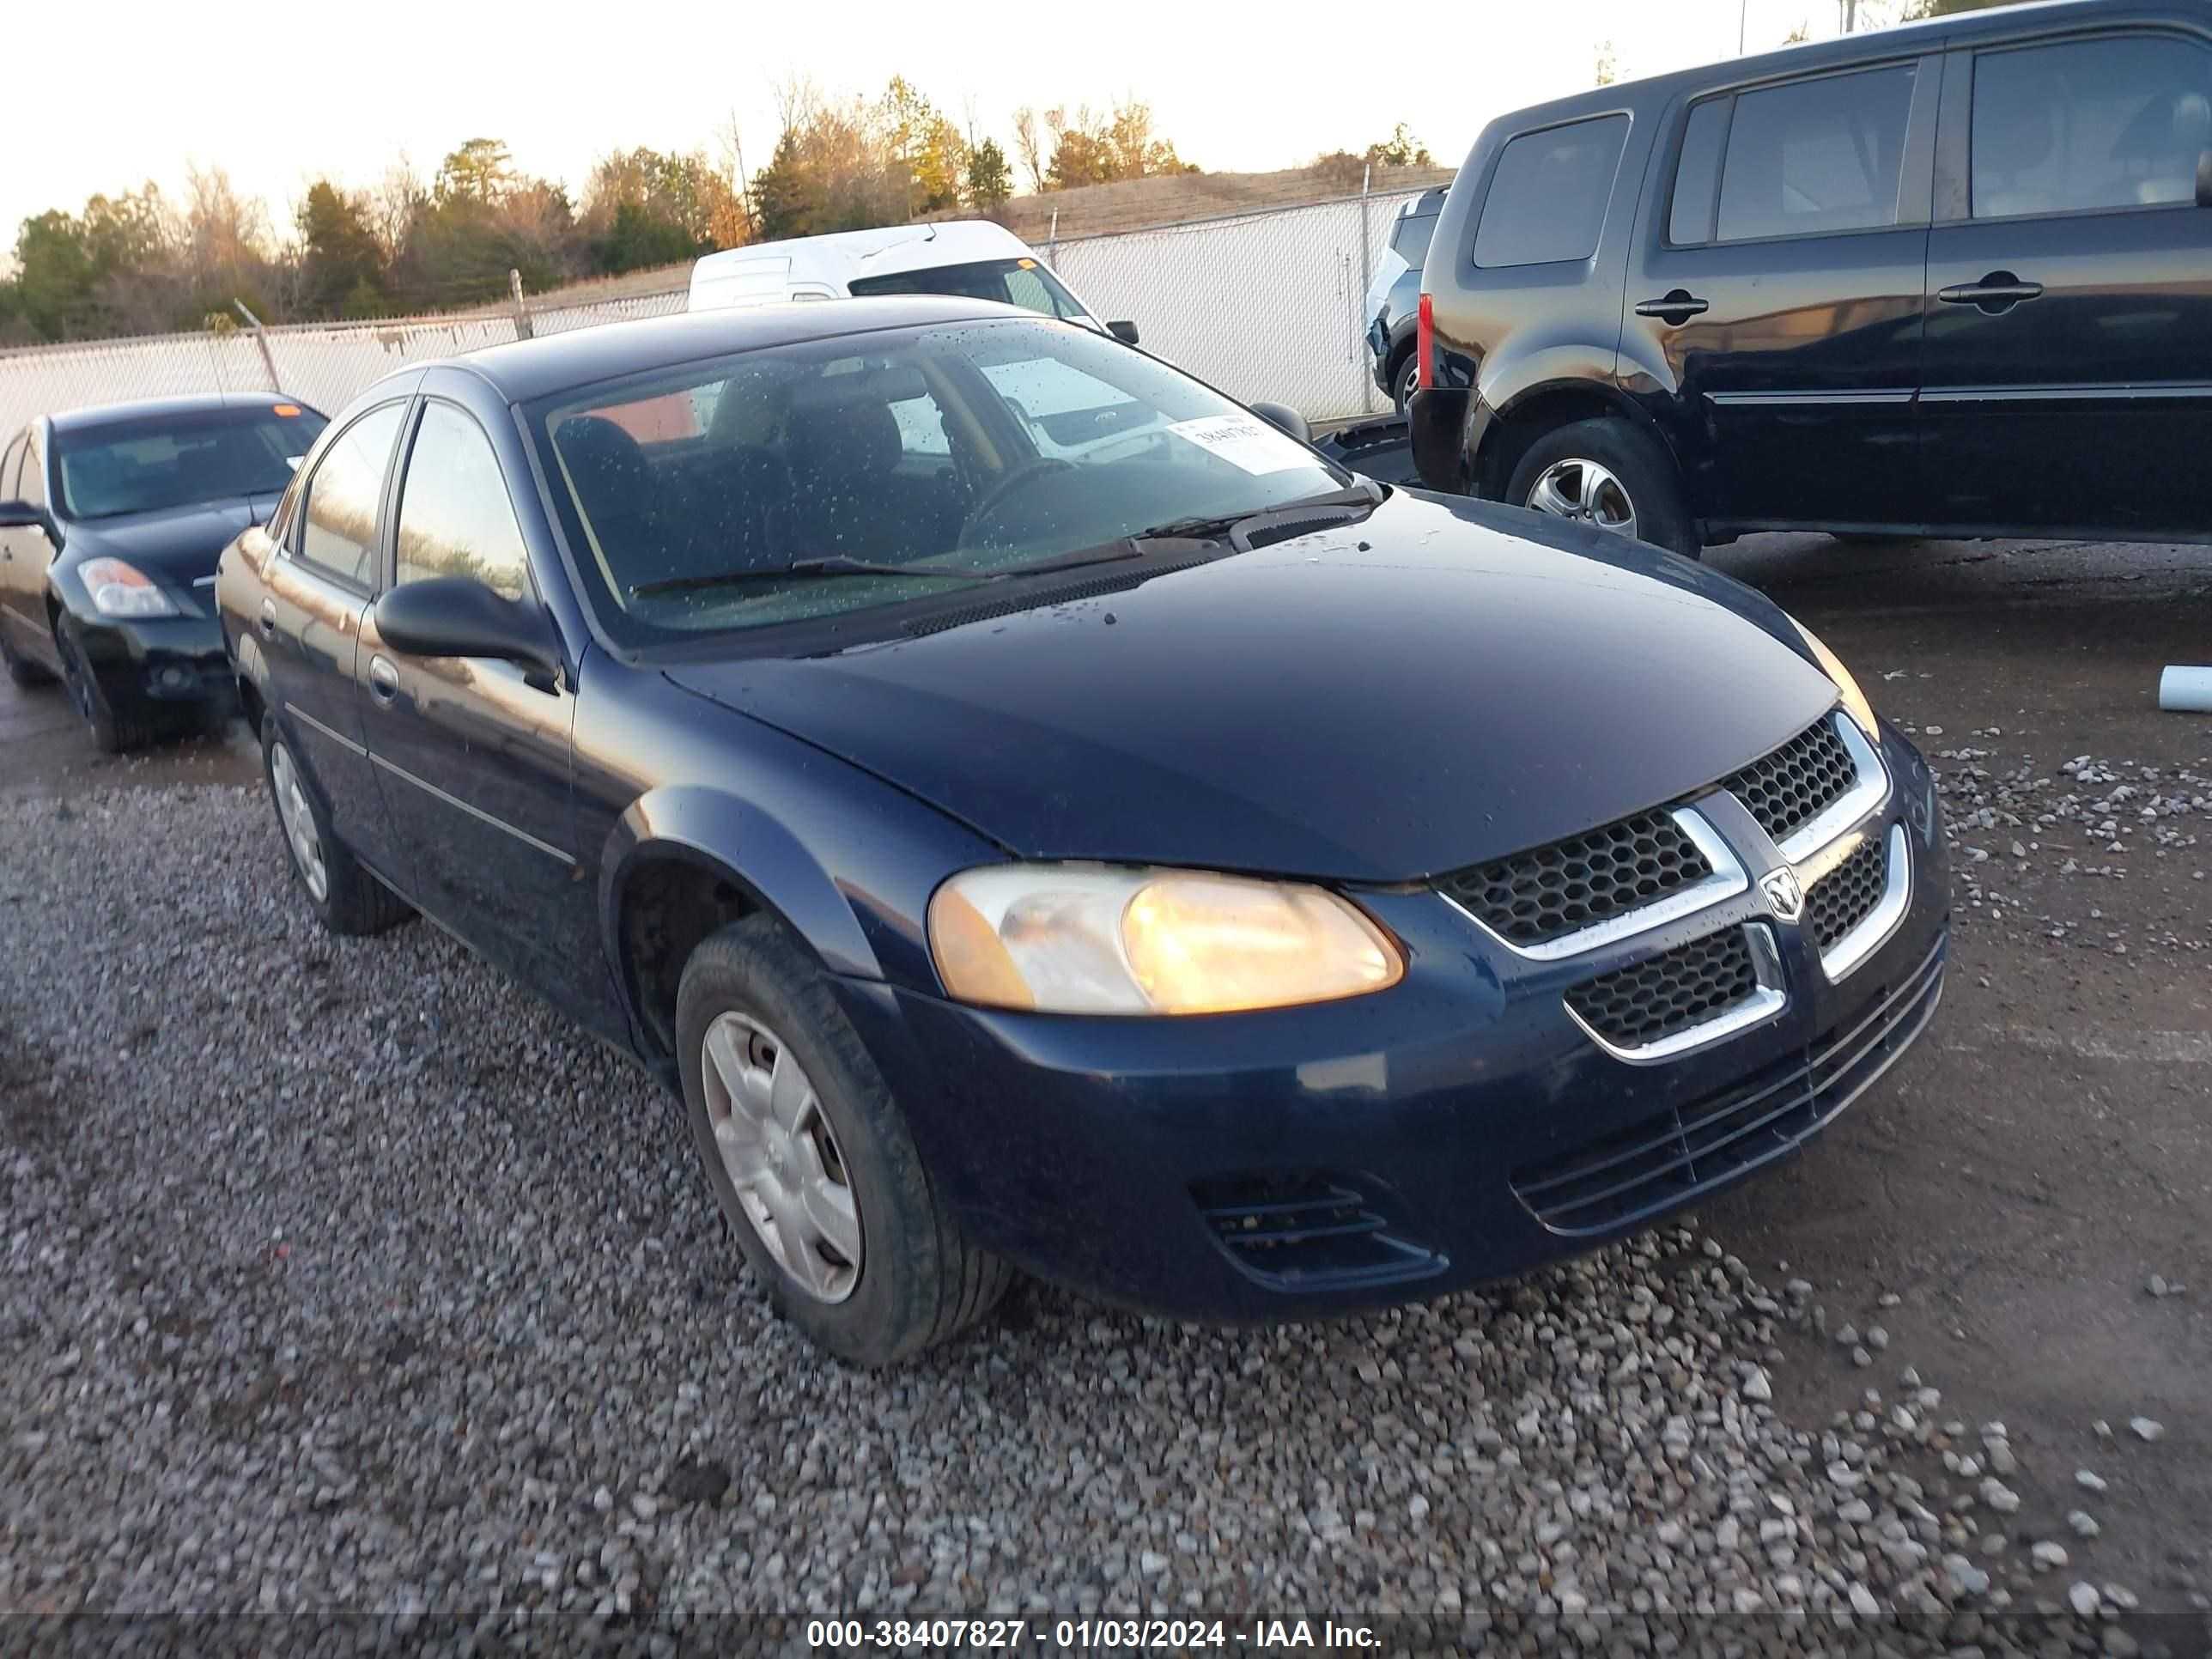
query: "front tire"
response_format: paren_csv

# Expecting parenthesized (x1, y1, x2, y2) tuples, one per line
(1390, 351, 1419, 416)
(676, 915, 1011, 1366)
(261, 713, 412, 935)
(1506, 417, 1698, 559)
(54, 621, 154, 753)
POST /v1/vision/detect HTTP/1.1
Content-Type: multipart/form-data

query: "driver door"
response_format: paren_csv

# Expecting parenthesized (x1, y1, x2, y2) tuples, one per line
(358, 393, 610, 1035)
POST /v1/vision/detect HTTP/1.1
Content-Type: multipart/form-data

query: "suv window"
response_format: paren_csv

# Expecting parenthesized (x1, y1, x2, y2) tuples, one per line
(1717, 64, 1917, 242)
(1390, 210, 1438, 268)
(298, 403, 406, 588)
(395, 402, 532, 601)
(1972, 35, 2212, 219)
(1670, 98, 1734, 245)
(1474, 115, 1630, 267)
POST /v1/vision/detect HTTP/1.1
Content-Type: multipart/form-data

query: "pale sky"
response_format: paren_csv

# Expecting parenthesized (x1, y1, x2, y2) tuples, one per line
(9, 0, 1856, 254)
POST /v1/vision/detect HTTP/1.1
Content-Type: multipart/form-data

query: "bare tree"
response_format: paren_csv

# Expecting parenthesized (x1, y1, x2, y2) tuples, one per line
(370, 156, 426, 260)
(1012, 107, 1046, 194)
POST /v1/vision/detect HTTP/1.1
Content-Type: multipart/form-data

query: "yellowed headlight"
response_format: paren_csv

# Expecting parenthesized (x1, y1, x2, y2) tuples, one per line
(1789, 615, 1879, 739)
(927, 864, 1404, 1016)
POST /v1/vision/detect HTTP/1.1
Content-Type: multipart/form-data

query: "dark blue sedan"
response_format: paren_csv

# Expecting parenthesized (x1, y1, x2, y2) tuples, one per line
(214, 297, 1947, 1365)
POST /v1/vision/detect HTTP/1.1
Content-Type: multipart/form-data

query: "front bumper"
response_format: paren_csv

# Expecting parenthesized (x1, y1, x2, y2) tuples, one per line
(839, 723, 1949, 1322)
(67, 610, 236, 716)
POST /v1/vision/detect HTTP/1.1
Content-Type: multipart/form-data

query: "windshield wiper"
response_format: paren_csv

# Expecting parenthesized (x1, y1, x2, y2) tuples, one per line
(1129, 483, 1383, 550)
(630, 556, 1003, 599)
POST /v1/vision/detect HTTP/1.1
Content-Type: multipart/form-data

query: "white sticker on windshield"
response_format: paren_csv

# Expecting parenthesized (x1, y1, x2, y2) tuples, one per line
(1165, 415, 1310, 475)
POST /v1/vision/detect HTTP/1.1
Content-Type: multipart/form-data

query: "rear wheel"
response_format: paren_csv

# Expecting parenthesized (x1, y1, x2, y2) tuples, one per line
(676, 915, 1012, 1367)
(1506, 417, 1698, 559)
(261, 713, 412, 935)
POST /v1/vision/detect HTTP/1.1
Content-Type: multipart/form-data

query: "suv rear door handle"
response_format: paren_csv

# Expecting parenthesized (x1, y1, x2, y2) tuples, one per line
(1937, 272, 2045, 313)
(258, 599, 277, 637)
(1634, 290, 1710, 324)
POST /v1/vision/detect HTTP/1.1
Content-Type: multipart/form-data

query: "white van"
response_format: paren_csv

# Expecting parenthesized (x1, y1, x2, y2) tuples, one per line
(685, 221, 1138, 344)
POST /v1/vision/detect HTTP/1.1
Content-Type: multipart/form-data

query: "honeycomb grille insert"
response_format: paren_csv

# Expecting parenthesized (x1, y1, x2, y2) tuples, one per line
(1723, 717, 1857, 846)
(1808, 837, 1887, 951)
(1438, 809, 1713, 948)
(1565, 927, 1760, 1050)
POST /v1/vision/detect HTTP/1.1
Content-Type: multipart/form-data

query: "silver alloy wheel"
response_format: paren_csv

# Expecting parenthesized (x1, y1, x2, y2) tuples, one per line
(1397, 357, 1419, 410)
(700, 1011, 862, 1304)
(269, 742, 330, 902)
(1526, 458, 1638, 539)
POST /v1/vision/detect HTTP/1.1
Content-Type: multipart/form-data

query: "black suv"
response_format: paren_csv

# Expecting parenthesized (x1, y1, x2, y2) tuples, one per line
(1364, 185, 1449, 412)
(1410, 0, 2212, 555)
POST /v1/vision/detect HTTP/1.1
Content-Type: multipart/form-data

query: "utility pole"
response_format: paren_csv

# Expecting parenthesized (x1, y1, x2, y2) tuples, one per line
(1741, 0, 1749, 52)
(1843, 0, 1859, 31)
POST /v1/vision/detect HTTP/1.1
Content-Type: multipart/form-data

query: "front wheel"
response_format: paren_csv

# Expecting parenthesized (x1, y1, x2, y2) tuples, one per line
(1391, 353, 1419, 416)
(1505, 417, 1698, 559)
(676, 915, 1011, 1366)
(54, 621, 154, 753)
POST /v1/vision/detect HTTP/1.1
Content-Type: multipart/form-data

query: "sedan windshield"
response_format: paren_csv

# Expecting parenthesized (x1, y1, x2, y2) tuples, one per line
(532, 317, 1352, 642)
(55, 404, 327, 520)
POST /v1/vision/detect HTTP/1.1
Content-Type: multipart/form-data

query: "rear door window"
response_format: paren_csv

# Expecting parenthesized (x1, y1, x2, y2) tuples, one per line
(1972, 34, 2212, 219)
(1717, 64, 1917, 241)
(1473, 114, 1631, 268)
(1669, 98, 1735, 245)
(298, 403, 406, 589)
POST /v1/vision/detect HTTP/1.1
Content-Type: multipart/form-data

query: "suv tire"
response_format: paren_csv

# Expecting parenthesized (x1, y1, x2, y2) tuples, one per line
(1506, 417, 1698, 559)
(261, 712, 413, 935)
(1391, 349, 1419, 416)
(676, 915, 1012, 1367)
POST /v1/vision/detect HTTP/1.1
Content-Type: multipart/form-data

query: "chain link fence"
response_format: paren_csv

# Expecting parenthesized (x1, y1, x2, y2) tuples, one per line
(0, 187, 1424, 443)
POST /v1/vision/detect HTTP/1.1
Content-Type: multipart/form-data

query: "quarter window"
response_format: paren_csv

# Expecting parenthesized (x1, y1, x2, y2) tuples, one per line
(394, 402, 532, 601)
(1474, 114, 1631, 267)
(298, 403, 405, 587)
(1716, 64, 1917, 242)
(1390, 211, 1438, 268)
(1972, 35, 2212, 219)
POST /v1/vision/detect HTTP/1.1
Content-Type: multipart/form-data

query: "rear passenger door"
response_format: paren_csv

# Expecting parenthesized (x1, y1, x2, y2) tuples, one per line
(1622, 55, 1940, 530)
(1921, 27, 2212, 535)
(262, 398, 410, 884)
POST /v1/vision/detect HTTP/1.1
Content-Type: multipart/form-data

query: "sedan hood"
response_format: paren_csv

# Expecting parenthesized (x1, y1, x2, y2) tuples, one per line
(72, 493, 284, 583)
(666, 492, 1842, 881)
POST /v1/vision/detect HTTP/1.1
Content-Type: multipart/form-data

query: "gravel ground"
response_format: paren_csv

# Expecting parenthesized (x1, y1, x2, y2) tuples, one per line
(1, 783, 2201, 1654)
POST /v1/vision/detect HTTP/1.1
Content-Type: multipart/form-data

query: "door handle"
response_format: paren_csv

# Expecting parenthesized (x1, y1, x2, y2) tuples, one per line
(1936, 272, 2044, 313)
(1634, 290, 1710, 324)
(258, 599, 277, 636)
(368, 655, 399, 706)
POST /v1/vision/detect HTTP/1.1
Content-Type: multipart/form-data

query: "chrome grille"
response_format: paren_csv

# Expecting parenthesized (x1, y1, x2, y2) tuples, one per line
(1808, 837, 1887, 951)
(1437, 809, 1713, 948)
(1564, 926, 1759, 1049)
(1723, 717, 1856, 846)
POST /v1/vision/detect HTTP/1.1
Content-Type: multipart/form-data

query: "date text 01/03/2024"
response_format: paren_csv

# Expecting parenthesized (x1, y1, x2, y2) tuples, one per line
(804, 1618, 1382, 1649)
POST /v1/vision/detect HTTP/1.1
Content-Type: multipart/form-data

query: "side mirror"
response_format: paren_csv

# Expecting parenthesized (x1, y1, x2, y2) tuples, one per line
(0, 499, 53, 535)
(1107, 319, 1140, 345)
(1248, 401, 1310, 445)
(2198, 149, 2212, 209)
(374, 576, 560, 679)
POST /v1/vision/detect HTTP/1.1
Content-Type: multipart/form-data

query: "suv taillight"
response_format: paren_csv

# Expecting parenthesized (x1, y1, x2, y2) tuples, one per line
(1416, 292, 1434, 392)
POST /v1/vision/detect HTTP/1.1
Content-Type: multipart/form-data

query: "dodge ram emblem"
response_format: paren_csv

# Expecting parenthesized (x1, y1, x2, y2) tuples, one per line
(1760, 867, 1806, 923)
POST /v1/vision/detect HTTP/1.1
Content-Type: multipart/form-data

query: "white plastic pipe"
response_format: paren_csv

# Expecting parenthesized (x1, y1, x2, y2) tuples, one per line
(2158, 665, 2212, 713)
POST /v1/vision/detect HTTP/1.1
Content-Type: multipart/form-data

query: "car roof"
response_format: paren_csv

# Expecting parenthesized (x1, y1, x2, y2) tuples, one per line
(444, 294, 1022, 403)
(690, 220, 1032, 285)
(1483, 0, 2197, 129)
(46, 391, 321, 434)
